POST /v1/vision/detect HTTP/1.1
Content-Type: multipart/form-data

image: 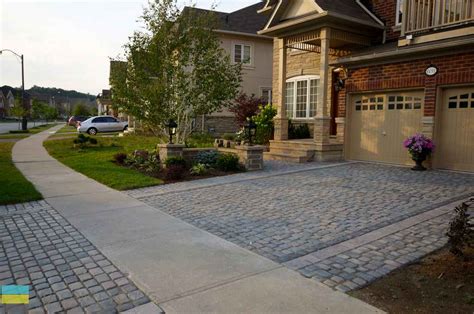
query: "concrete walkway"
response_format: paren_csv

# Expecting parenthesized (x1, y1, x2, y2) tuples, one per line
(12, 125, 382, 313)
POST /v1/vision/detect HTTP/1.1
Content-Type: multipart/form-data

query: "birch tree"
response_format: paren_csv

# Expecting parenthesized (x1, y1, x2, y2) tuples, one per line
(110, 0, 242, 142)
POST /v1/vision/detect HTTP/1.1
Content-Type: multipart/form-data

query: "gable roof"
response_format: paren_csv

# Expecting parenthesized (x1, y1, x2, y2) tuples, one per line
(182, 2, 270, 36)
(261, 0, 383, 34)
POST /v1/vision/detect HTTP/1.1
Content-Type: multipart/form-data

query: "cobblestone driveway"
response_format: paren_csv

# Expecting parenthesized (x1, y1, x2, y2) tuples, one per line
(0, 201, 150, 313)
(139, 163, 474, 263)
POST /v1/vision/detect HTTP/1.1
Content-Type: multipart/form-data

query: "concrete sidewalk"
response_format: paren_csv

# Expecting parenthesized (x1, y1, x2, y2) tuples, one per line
(12, 126, 382, 313)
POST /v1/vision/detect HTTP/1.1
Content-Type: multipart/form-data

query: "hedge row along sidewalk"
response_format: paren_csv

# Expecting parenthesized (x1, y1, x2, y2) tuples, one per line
(0, 142, 42, 205)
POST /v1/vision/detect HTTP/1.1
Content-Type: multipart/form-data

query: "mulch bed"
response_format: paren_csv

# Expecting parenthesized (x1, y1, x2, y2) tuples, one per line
(350, 247, 474, 314)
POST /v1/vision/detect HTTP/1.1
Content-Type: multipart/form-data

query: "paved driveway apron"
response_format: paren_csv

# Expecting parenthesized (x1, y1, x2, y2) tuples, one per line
(139, 163, 474, 263)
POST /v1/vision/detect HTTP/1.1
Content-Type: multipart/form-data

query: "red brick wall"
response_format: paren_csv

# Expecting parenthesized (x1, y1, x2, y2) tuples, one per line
(338, 51, 474, 117)
(363, 0, 400, 41)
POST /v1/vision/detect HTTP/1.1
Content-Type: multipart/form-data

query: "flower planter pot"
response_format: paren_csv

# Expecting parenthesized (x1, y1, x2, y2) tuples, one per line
(412, 156, 427, 171)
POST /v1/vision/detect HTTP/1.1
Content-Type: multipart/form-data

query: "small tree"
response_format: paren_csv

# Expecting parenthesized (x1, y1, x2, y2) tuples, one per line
(44, 106, 59, 121)
(110, 0, 242, 142)
(11, 99, 26, 130)
(229, 93, 265, 126)
(252, 104, 277, 144)
(73, 103, 90, 116)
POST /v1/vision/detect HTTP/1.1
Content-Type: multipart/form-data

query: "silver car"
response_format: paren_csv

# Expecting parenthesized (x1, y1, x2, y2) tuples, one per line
(77, 116, 128, 135)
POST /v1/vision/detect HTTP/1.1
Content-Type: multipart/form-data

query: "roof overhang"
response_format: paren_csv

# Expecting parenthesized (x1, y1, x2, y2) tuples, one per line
(333, 35, 474, 67)
(258, 11, 384, 37)
(214, 29, 273, 40)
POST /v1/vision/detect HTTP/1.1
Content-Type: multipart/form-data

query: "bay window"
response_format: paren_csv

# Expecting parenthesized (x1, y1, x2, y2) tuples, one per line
(285, 76, 320, 119)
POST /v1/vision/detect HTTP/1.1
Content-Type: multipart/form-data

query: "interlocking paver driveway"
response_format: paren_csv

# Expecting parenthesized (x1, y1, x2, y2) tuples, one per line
(0, 201, 150, 313)
(139, 163, 474, 263)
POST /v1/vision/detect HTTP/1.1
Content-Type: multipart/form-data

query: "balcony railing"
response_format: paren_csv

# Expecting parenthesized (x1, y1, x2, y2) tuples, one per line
(403, 0, 474, 34)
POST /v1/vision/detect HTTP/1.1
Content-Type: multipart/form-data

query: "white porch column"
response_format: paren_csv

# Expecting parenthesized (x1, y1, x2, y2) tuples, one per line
(314, 27, 331, 144)
(274, 38, 289, 141)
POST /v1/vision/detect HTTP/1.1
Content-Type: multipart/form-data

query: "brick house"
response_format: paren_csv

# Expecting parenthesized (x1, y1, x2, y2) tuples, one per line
(258, 0, 474, 172)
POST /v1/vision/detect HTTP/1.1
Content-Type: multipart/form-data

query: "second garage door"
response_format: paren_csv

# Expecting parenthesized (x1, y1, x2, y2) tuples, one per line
(349, 91, 424, 165)
(436, 86, 474, 172)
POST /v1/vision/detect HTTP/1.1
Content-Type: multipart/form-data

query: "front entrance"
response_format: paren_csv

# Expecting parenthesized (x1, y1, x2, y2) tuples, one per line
(436, 86, 474, 172)
(348, 91, 424, 165)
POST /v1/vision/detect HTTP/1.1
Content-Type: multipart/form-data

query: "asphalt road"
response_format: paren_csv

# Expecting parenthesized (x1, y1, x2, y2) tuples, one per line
(0, 121, 56, 134)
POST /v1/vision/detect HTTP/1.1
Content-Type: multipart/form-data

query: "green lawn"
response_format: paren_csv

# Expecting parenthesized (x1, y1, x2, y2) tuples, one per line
(0, 134, 30, 139)
(44, 135, 164, 190)
(55, 124, 79, 134)
(0, 142, 42, 205)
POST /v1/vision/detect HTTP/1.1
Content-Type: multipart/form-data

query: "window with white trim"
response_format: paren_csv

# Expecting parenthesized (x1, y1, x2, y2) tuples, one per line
(233, 44, 252, 65)
(285, 76, 320, 119)
(261, 88, 272, 104)
(396, 0, 404, 25)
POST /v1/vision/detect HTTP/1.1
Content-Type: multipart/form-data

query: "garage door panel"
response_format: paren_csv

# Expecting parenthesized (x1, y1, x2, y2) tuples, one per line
(437, 86, 474, 172)
(349, 91, 424, 165)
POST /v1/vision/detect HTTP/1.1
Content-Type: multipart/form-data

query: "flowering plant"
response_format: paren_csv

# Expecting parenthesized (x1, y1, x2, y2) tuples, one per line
(403, 133, 435, 159)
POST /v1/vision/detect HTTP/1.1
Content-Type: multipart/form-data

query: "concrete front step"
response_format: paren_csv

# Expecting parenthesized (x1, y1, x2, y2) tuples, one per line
(264, 152, 311, 163)
(269, 140, 316, 150)
(268, 147, 315, 158)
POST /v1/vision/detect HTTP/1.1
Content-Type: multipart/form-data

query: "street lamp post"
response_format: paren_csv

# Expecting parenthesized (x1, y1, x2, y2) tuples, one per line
(0, 49, 27, 130)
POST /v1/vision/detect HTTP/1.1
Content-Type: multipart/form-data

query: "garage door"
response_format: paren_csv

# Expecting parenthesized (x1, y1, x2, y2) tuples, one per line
(349, 91, 424, 165)
(436, 86, 474, 172)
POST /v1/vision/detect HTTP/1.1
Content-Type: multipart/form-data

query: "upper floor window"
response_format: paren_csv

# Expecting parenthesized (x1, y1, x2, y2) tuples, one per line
(396, 0, 404, 25)
(285, 76, 319, 119)
(233, 44, 252, 65)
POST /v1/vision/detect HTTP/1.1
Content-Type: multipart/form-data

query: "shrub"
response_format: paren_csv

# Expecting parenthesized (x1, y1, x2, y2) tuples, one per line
(190, 163, 208, 176)
(222, 133, 236, 141)
(252, 104, 277, 144)
(165, 164, 186, 180)
(229, 93, 265, 126)
(143, 153, 160, 173)
(446, 198, 473, 258)
(125, 151, 160, 173)
(289, 121, 311, 139)
(186, 133, 214, 148)
(164, 156, 186, 167)
(114, 153, 128, 165)
(194, 150, 219, 167)
(216, 153, 240, 172)
(73, 134, 98, 148)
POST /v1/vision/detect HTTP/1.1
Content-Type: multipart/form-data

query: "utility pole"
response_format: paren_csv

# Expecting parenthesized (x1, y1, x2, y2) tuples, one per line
(0, 49, 28, 130)
(21, 54, 27, 130)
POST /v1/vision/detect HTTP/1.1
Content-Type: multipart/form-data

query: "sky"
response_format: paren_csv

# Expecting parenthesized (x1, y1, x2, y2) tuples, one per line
(0, 0, 259, 95)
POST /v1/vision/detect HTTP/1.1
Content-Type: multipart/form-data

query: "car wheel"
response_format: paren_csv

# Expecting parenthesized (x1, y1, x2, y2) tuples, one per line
(87, 128, 98, 135)
(123, 125, 128, 131)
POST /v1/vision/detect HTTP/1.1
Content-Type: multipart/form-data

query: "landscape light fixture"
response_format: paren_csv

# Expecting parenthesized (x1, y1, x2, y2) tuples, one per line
(0, 49, 27, 130)
(244, 119, 257, 146)
(166, 119, 177, 144)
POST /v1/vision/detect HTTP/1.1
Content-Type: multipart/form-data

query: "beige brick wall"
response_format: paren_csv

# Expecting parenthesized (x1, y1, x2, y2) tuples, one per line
(272, 38, 336, 117)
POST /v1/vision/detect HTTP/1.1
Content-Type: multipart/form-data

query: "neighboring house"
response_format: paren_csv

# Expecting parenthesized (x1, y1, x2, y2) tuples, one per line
(0, 86, 22, 117)
(97, 89, 113, 116)
(0, 90, 5, 118)
(258, 0, 474, 173)
(183, 3, 274, 135)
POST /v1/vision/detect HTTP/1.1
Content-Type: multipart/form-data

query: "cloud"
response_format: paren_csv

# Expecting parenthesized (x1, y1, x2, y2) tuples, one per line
(1, 0, 260, 94)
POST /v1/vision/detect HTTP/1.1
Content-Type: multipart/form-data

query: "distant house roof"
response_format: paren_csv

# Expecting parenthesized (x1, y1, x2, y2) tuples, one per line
(182, 2, 270, 35)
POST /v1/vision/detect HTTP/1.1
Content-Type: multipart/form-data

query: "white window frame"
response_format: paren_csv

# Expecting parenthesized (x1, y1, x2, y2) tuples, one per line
(232, 43, 253, 66)
(285, 75, 320, 119)
(396, 0, 404, 25)
(260, 87, 272, 104)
